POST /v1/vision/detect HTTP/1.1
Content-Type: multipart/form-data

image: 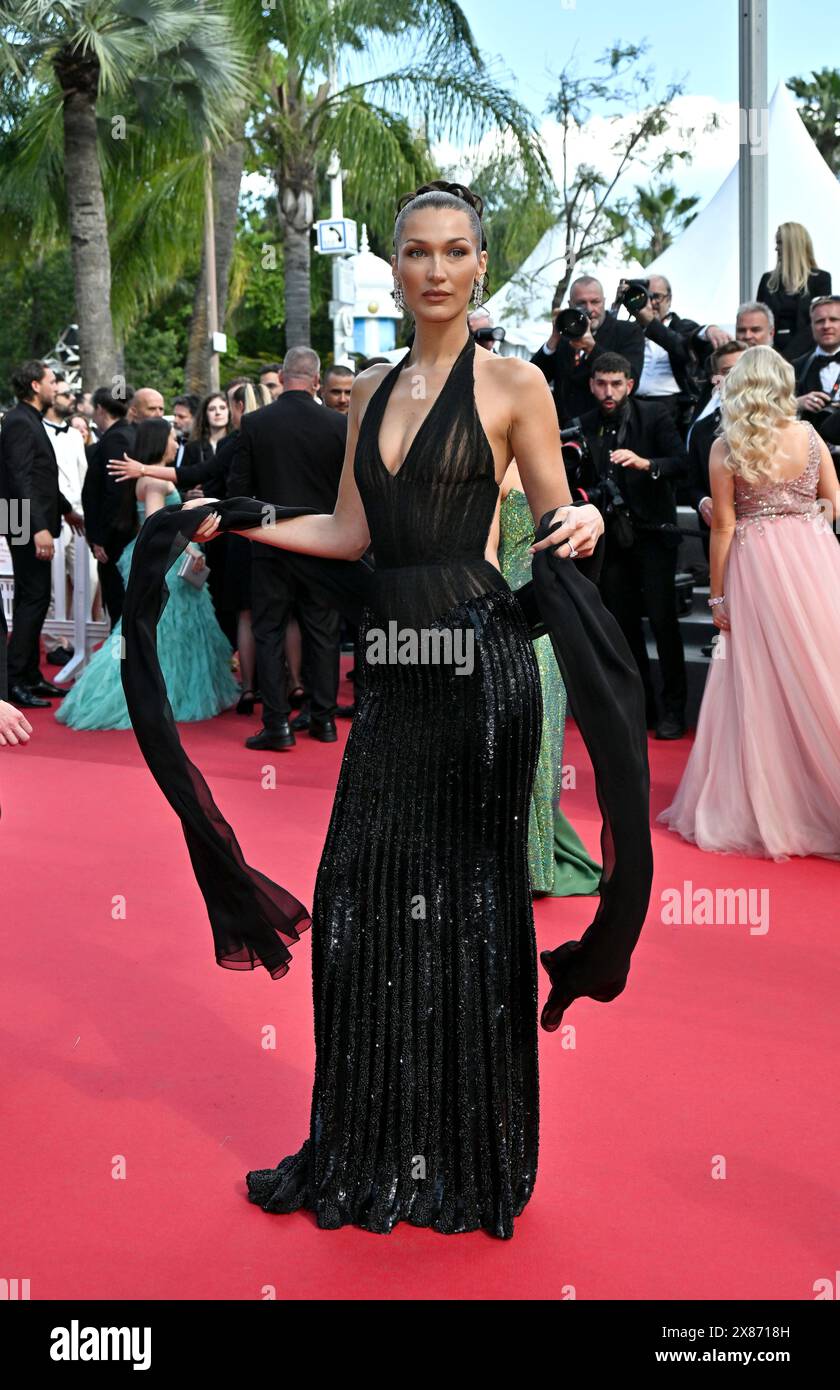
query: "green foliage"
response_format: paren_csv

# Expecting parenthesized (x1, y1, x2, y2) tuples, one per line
(606, 181, 700, 267)
(788, 68, 840, 174)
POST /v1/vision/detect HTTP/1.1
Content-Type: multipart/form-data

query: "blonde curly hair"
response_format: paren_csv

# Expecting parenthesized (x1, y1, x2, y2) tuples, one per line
(719, 345, 799, 484)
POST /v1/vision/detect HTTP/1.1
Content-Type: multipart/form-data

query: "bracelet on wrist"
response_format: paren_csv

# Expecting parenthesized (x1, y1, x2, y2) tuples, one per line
(708, 595, 726, 607)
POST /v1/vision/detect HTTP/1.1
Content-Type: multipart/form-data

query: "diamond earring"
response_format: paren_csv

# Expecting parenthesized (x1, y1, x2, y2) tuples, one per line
(392, 279, 405, 311)
(471, 275, 486, 307)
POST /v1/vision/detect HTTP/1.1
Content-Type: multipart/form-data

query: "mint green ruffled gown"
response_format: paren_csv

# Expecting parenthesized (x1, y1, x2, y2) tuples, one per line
(498, 488, 601, 896)
(56, 491, 240, 731)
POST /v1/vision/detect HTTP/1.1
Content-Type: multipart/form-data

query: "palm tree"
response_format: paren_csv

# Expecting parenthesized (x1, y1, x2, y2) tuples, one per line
(607, 181, 699, 267)
(0, 0, 248, 386)
(248, 1, 549, 347)
(788, 68, 840, 175)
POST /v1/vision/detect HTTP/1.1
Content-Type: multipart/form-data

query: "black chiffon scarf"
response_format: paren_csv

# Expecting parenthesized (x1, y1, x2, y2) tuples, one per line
(120, 498, 652, 1030)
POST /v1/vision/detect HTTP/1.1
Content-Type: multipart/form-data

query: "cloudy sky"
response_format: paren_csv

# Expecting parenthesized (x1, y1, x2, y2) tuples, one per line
(451, 0, 826, 206)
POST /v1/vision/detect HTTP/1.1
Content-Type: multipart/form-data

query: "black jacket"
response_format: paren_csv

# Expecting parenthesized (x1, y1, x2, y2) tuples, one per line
(641, 312, 705, 398)
(577, 398, 687, 531)
(530, 314, 646, 424)
(686, 408, 721, 525)
(228, 390, 347, 514)
(792, 347, 840, 447)
(173, 438, 229, 496)
(82, 417, 136, 547)
(0, 400, 72, 537)
(757, 268, 832, 362)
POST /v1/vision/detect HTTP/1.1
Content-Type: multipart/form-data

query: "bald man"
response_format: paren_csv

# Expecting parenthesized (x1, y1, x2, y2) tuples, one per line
(128, 388, 165, 421)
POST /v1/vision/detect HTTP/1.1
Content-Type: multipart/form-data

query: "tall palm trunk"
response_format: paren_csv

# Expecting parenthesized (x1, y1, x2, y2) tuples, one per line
(54, 50, 119, 389)
(276, 72, 316, 348)
(185, 138, 246, 395)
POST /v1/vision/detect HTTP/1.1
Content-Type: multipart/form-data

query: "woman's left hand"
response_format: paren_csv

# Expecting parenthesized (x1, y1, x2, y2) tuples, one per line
(528, 502, 603, 560)
(712, 603, 730, 631)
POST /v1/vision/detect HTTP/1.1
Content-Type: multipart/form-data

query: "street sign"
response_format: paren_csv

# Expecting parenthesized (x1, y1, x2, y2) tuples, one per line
(315, 218, 358, 255)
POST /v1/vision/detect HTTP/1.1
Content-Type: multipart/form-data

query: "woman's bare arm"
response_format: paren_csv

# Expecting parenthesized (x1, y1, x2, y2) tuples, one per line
(198, 377, 376, 560)
(709, 439, 736, 627)
(506, 362, 603, 558)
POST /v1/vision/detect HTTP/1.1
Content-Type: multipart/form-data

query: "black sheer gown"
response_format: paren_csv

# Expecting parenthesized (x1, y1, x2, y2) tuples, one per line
(120, 332, 653, 1240)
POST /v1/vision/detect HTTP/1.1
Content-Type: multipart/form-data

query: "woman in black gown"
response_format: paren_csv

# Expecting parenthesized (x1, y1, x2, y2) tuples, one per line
(122, 182, 652, 1240)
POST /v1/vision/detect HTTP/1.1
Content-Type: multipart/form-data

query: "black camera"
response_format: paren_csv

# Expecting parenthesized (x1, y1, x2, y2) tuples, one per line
(613, 278, 650, 315)
(472, 325, 506, 347)
(554, 307, 590, 339)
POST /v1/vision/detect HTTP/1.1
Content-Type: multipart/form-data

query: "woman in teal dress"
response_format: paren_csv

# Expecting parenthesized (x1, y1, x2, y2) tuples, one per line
(490, 461, 601, 896)
(56, 420, 240, 732)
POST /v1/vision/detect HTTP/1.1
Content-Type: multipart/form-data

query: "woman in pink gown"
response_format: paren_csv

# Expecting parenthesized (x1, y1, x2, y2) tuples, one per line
(659, 345, 840, 860)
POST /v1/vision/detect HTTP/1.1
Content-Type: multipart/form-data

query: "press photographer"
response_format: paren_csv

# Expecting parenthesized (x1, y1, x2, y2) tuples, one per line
(531, 275, 644, 425)
(572, 351, 688, 740)
(613, 274, 706, 433)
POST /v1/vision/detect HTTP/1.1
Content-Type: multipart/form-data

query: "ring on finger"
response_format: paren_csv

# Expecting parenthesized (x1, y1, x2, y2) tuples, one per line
(567, 540, 578, 559)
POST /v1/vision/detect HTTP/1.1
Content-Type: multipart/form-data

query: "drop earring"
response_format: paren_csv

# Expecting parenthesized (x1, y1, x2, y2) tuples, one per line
(471, 275, 486, 307)
(392, 279, 405, 311)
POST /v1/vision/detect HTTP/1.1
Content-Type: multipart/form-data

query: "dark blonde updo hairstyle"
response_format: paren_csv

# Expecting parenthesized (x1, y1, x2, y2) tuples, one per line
(393, 180, 489, 293)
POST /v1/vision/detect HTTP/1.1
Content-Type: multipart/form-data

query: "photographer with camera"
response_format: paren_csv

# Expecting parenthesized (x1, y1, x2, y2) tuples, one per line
(615, 275, 706, 433)
(531, 276, 644, 425)
(568, 351, 688, 740)
(468, 307, 507, 353)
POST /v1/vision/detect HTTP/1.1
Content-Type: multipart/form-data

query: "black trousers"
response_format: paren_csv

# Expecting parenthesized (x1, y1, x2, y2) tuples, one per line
(600, 530, 687, 722)
(97, 532, 130, 630)
(6, 537, 52, 687)
(251, 549, 340, 730)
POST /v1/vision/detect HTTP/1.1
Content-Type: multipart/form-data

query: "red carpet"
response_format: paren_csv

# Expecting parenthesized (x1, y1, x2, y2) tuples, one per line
(1, 663, 836, 1301)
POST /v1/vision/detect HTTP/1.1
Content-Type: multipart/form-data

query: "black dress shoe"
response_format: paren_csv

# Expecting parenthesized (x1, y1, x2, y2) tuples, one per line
(245, 723, 296, 751)
(309, 717, 337, 743)
(29, 678, 67, 698)
(655, 714, 687, 740)
(46, 646, 74, 667)
(236, 689, 256, 715)
(336, 704, 356, 718)
(9, 683, 51, 709)
(290, 709, 310, 731)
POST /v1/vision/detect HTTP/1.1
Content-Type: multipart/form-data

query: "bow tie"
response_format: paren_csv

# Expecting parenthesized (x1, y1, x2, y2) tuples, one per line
(46, 421, 70, 433)
(817, 351, 840, 363)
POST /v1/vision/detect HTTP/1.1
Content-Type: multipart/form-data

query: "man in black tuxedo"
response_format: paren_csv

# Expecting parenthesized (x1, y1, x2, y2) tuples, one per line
(530, 276, 645, 424)
(793, 295, 840, 459)
(576, 351, 688, 739)
(228, 345, 347, 751)
(685, 341, 747, 557)
(81, 386, 136, 627)
(0, 360, 85, 707)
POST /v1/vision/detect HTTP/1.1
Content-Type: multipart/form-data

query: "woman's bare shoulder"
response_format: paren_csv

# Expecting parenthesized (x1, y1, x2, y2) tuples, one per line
(351, 361, 396, 406)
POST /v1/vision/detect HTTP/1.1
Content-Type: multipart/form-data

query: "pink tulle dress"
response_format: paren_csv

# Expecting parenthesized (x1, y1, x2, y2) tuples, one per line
(658, 421, 840, 860)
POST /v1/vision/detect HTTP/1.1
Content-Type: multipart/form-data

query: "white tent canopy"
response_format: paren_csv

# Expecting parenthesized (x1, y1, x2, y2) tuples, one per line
(485, 79, 840, 351)
(483, 232, 646, 356)
(645, 81, 840, 329)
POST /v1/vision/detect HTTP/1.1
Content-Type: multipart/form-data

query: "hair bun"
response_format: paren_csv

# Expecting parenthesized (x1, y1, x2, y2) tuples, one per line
(397, 181, 485, 220)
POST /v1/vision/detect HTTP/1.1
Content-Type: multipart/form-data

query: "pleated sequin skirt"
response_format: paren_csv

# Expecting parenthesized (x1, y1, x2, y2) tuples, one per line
(245, 583, 543, 1238)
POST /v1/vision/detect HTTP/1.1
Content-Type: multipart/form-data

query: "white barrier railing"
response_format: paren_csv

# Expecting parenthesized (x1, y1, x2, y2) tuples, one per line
(0, 531, 110, 684)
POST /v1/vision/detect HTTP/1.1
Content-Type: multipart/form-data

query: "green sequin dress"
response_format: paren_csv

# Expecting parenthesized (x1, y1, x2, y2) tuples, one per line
(498, 488, 601, 896)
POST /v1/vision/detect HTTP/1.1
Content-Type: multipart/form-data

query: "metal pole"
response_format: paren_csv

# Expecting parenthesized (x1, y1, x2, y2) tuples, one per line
(204, 137, 220, 392)
(738, 0, 769, 305)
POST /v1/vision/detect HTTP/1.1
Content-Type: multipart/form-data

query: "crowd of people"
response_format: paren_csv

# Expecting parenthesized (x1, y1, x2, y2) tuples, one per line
(1, 215, 839, 866)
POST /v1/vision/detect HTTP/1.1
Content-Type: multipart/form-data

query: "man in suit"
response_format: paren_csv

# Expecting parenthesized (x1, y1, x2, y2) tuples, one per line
(577, 351, 688, 739)
(530, 275, 645, 424)
(81, 386, 136, 628)
(685, 341, 747, 558)
(228, 345, 347, 751)
(793, 296, 840, 458)
(0, 360, 85, 707)
(620, 275, 708, 433)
